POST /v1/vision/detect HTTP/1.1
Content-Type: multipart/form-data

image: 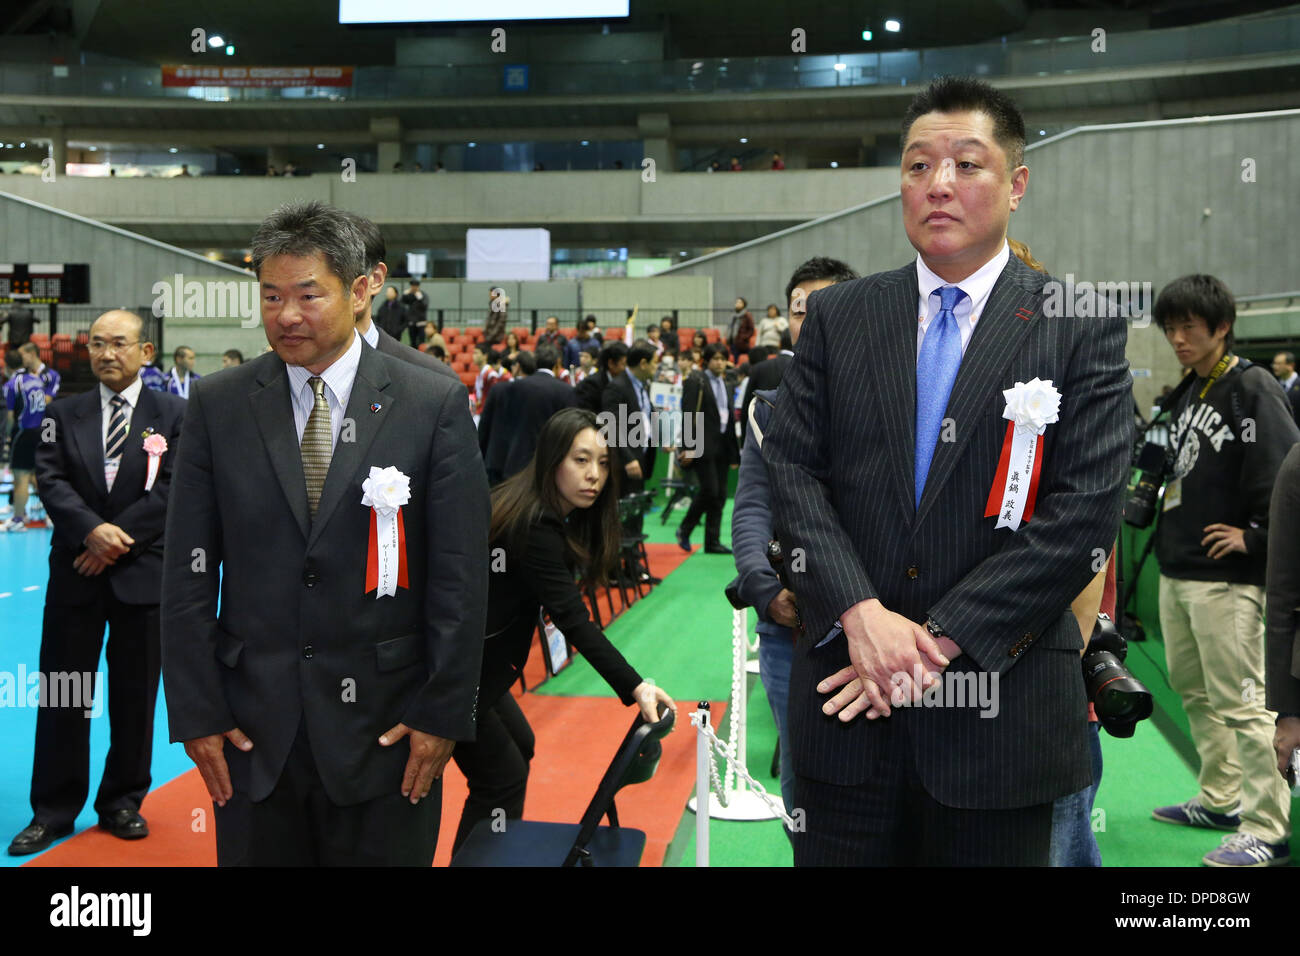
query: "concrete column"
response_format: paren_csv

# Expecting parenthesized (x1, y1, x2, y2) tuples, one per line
(783, 142, 810, 169)
(48, 132, 67, 178)
(637, 112, 674, 172)
(371, 116, 403, 172)
(266, 145, 289, 171)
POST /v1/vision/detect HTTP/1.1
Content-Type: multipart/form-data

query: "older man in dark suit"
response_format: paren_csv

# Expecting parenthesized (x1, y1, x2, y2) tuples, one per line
(764, 76, 1132, 866)
(8, 309, 186, 855)
(161, 200, 489, 866)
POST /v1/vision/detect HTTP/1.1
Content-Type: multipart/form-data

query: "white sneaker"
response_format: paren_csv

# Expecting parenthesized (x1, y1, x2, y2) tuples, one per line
(0, 504, 12, 518)
(5, 516, 28, 533)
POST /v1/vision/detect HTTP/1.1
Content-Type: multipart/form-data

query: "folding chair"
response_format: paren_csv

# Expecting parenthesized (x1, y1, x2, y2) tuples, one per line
(450, 704, 675, 867)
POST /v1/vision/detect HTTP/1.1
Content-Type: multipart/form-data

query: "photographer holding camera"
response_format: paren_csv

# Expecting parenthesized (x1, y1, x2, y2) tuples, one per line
(1148, 274, 1300, 867)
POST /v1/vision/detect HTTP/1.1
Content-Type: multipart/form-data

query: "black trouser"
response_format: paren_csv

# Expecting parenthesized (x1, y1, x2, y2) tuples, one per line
(213, 718, 442, 866)
(30, 596, 161, 829)
(407, 322, 425, 348)
(680, 452, 729, 547)
(792, 714, 1053, 866)
(449, 693, 536, 855)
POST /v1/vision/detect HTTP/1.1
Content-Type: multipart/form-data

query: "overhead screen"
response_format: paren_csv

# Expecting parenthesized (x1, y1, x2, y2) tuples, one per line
(339, 1, 628, 23)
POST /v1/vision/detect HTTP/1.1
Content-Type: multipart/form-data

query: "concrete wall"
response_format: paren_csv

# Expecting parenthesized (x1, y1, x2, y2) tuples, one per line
(0, 190, 254, 374)
(661, 108, 1300, 410)
(580, 275, 713, 333)
(0, 168, 902, 234)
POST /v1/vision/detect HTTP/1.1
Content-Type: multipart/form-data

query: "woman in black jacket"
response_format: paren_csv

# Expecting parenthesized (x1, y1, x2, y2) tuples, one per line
(450, 407, 676, 852)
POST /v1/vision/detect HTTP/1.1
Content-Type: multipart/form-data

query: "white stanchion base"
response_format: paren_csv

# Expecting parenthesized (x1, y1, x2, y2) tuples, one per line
(745, 658, 761, 674)
(688, 789, 781, 821)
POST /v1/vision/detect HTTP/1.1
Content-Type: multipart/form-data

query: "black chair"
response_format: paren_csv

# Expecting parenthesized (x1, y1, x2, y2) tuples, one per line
(618, 490, 658, 596)
(659, 472, 696, 524)
(450, 703, 675, 867)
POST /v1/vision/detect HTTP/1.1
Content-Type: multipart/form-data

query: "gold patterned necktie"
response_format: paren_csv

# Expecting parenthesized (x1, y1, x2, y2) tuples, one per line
(301, 376, 332, 518)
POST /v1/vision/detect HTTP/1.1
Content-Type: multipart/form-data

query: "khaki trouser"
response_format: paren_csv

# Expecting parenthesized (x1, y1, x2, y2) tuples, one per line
(1159, 575, 1291, 843)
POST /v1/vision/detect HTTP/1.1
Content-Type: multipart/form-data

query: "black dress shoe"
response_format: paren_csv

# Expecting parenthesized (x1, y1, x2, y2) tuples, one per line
(675, 528, 692, 552)
(98, 809, 148, 840)
(641, 573, 664, 584)
(704, 544, 733, 555)
(8, 821, 74, 856)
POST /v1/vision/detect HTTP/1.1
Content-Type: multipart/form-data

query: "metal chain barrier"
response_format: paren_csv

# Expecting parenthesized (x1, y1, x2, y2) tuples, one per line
(694, 707, 794, 829)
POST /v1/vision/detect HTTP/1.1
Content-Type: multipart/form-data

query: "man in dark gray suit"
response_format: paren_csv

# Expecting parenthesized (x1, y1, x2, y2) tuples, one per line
(161, 200, 489, 866)
(764, 77, 1132, 865)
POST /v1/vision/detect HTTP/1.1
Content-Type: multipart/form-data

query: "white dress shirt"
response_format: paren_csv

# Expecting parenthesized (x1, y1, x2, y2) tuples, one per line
(99, 376, 144, 491)
(285, 331, 363, 451)
(914, 242, 1010, 364)
(361, 319, 380, 348)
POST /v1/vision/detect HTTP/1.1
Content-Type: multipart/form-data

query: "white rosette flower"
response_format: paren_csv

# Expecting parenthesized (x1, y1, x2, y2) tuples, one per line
(362, 466, 412, 598)
(1002, 378, 1062, 435)
(361, 465, 412, 517)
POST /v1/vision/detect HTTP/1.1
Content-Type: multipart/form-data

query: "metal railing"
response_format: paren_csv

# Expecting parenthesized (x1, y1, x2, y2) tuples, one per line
(425, 307, 751, 336)
(3, 11, 1296, 101)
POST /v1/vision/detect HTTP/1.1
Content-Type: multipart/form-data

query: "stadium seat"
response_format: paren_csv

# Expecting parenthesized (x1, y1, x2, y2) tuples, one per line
(450, 704, 674, 867)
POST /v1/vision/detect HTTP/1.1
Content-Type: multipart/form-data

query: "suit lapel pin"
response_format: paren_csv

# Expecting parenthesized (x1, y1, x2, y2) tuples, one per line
(370, 403, 383, 413)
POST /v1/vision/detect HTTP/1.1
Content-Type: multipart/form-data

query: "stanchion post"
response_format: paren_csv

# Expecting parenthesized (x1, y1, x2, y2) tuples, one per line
(694, 701, 710, 868)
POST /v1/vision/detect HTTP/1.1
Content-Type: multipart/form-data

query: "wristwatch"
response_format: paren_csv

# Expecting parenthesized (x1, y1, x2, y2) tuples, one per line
(925, 617, 948, 640)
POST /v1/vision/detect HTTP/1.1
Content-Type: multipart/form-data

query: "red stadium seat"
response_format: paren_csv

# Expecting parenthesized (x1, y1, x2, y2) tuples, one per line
(30, 333, 50, 348)
(704, 328, 721, 343)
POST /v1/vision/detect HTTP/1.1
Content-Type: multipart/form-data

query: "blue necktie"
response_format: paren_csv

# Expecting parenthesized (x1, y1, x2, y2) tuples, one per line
(914, 285, 966, 508)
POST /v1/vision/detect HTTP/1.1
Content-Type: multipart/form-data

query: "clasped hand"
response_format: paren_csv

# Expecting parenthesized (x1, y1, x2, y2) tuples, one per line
(75, 522, 135, 576)
(818, 599, 962, 723)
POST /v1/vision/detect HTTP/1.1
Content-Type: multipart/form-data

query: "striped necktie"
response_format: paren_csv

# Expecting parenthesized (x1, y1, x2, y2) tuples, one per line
(105, 395, 128, 460)
(914, 285, 967, 508)
(301, 376, 333, 518)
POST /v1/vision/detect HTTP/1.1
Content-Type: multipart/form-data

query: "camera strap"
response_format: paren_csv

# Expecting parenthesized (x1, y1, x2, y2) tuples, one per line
(1169, 352, 1234, 462)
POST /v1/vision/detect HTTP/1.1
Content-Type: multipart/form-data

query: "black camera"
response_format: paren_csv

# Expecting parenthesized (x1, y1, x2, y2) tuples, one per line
(723, 539, 802, 637)
(1082, 612, 1153, 738)
(1123, 440, 1170, 529)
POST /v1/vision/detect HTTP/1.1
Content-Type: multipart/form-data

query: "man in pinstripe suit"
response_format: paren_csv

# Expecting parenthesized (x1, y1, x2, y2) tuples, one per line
(764, 77, 1133, 865)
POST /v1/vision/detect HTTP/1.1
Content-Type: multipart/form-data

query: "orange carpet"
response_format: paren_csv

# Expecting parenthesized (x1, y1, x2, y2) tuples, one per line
(27, 692, 723, 867)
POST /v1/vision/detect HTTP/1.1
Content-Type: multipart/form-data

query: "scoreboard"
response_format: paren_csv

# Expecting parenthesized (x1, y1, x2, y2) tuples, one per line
(0, 264, 91, 304)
